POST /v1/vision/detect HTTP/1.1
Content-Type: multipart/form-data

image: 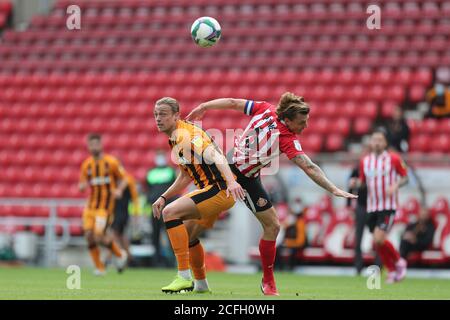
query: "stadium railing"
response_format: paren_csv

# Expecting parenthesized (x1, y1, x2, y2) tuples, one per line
(0, 198, 85, 267)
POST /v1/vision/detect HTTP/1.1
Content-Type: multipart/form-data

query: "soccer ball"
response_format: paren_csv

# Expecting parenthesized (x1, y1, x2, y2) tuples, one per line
(190, 17, 221, 48)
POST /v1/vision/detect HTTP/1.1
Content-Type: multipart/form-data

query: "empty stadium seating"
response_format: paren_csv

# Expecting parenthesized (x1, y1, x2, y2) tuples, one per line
(0, 0, 447, 200)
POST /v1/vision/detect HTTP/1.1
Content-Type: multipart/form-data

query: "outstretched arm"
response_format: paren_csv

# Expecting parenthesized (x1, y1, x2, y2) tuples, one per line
(291, 154, 358, 199)
(202, 144, 245, 201)
(152, 170, 191, 219)
(186, 98, 247, 120)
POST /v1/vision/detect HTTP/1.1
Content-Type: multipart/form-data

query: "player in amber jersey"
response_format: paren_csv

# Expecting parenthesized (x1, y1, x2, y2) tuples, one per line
(79, 133, 128, 275)
(152, 97, 245, 294)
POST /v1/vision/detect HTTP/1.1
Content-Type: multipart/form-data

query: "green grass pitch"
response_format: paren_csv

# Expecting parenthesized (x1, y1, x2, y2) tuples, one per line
(0, 267, 449, 300)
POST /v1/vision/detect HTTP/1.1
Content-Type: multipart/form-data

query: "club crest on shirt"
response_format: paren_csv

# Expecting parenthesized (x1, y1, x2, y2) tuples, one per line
(257, 197, 268, 207)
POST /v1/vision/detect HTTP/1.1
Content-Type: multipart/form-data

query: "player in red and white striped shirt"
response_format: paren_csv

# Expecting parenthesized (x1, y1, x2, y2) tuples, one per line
(359, 129, 409, 283)
(187, 92, 356, 295)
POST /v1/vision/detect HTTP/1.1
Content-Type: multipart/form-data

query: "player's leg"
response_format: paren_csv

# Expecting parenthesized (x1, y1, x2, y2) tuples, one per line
(112, 212, 131, 259)
(237, 171, 279, 296)
(161, 185, 235, 293)
(160, 195, 202, 293)
(85, 230, 106, 275)
(162, 196, 201, 273)
(230, 165, 280, 295)
(372, 211, 406, 283)
(184, 220, 210, 293)
(254, 207, 280, 295)
(100, 231, 128, 273)
(104, 216, 121, 267)
(354, 204, 366, 274)
(96, 211, 127, 273)
(255, 207, 281, 240)
(83, 209, 105, 275)
(373, 226, 396, 282)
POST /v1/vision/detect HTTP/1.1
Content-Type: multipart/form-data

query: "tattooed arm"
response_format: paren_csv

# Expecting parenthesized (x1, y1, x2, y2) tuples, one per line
(291, 154, 358, 199)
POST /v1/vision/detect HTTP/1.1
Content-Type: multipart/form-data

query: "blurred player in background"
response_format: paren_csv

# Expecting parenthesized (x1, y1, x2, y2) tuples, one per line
(348, 141, 371, 275)
(145, 150, 178, 267)
(79, 133, 128, 275)
(359, 129, 409, 283)
(187, 92, 357, 295)
(109, 170, 140, 265)
(152, 97, 245, 294)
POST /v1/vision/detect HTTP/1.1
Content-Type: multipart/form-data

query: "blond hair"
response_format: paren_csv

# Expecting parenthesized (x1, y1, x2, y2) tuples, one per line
(155, 97, 180, 113)
(276, 92, 310, 121)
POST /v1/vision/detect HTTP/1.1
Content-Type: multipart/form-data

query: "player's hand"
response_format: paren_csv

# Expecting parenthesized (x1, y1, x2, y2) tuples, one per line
(79, 182, 87, 193)
(226, 181, 246, 201)
(403, 231, 417, 244)
(113, 189, 123, 199)
(386, 184, 399, 197)
(152, 197, 166, 219)
(186, 104, 206, 121)
(331, 187, 358, 199)
(348, 178, 359, 189)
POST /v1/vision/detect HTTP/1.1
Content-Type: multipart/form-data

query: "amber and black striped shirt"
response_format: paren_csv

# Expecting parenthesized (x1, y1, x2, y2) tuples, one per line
(169, 120, 227, 190)
(79, 154, 125, 212)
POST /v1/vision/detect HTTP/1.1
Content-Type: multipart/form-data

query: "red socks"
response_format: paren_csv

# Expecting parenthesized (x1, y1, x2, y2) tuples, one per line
(259, 239, 276, 283)
(383, 240, 400, 262)
(376, 240, 400, 272)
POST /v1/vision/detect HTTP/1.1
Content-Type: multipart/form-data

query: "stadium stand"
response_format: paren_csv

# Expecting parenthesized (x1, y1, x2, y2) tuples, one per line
(1, 0, 448, 199)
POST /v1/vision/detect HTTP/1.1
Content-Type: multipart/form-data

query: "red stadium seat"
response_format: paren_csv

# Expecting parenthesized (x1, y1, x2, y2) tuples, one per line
(430, 134, 450, 153)
(325, 134, 344, 152)
(407, 119, 420, 135)
(439, 119, 450, 134)
(421, 119, 439, 134)
(353, 117, 372, 136)
(69, 224, 84, 236)
(57, 207, 83, 218)
(330, 117, 350, 136)
(409, 85, 426, 103)
(394, 69, 413, 86)
(381, 101, 398, 118)
(357, 102, 378, 119)
(301, 134, 323, 153)
(410, 134, 432, 152)
(413, 69, 433, 86)
(314, 117, 330, 135)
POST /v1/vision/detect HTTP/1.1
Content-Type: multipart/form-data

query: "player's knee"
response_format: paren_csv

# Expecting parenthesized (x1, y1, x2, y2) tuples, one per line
(94, 234, 105, 245)
(85, 232, 95, 245)
(374, 232, 386, 246)
(86, 238, 96, 248)
(162, 205, 179, 221)
(264, 221, 280, 239)
(272, 220, 281, 236)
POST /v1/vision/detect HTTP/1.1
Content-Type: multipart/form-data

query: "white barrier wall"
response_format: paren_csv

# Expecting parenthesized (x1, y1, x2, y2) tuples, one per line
(227, 163, 450, 264)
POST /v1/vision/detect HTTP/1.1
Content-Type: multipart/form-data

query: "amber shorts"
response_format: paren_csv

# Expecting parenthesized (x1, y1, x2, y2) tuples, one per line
(82, 208, 113, 236)
(184, 184, 235, 229)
